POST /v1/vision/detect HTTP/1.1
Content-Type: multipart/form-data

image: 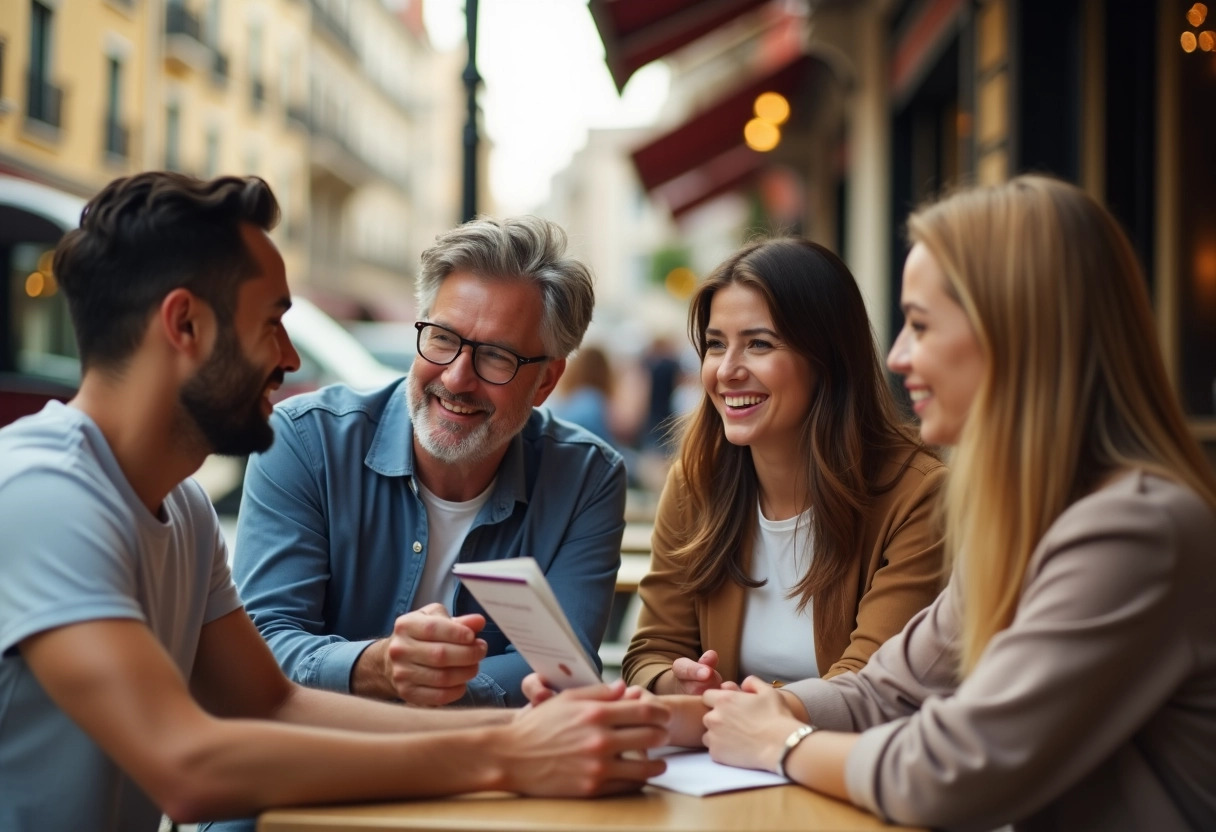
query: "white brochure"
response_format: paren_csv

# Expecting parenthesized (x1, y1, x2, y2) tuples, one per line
(452, 557, 601, 690)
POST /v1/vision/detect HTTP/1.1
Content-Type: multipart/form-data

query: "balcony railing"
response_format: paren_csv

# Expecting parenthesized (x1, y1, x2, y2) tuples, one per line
(212, 49, 230, 81)
(309, 0, 356, 56)
(165, 3, 202, 41)
(306, 110, 409, 192)
(104, 117, 129, 158)
(286, 101, 310, 131)
(26, 75, 64, 129)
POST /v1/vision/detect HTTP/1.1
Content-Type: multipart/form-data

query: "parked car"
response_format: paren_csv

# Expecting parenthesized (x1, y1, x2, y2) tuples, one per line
(345, 320, 417, 373)
(0, 176, 83, 426)
(0, 174, 401, 508)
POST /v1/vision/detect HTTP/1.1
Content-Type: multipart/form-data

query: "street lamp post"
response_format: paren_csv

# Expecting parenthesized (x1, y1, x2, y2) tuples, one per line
(461, 0, 480, 223)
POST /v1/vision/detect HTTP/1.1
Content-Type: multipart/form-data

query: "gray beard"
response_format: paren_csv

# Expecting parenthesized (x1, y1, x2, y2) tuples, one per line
(407, 371, 538, 465)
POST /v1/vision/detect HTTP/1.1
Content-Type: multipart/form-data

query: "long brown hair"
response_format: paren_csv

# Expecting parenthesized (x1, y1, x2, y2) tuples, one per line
(675, 238, 926, 624)
(908, 175, 1216, 674)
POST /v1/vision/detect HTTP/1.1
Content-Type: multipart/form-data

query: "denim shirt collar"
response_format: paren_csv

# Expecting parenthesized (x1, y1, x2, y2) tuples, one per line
(364, 379, 529, 520)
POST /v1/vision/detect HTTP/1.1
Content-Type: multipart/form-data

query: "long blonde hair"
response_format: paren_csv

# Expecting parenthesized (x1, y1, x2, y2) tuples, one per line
(908, 175, 1216, 675)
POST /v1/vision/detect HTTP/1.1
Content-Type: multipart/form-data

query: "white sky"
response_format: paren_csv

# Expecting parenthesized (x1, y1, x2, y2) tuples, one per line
(423, 0, 669, 214)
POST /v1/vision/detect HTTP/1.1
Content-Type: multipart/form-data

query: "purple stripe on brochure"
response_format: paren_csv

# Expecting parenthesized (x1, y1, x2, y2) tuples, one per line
(456, 574, 528, 584)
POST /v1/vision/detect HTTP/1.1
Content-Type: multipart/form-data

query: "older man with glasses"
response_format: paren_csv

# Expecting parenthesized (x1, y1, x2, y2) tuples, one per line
(228, 216, 626, 712)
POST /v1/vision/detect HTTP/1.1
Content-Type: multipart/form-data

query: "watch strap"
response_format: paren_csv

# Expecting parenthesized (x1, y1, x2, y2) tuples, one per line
(776, 724, 816, 779)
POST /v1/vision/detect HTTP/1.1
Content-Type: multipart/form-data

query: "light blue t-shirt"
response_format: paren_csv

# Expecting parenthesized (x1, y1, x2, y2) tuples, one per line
(0, 402, 243, 832)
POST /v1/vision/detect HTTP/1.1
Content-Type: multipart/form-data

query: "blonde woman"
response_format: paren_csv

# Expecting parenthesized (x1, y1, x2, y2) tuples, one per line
(701, 176, 1216, 830)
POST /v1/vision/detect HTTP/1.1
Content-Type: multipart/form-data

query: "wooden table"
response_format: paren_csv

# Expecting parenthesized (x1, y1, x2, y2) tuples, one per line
(258, 784, 923, 831)
(615, 553, 651, 594)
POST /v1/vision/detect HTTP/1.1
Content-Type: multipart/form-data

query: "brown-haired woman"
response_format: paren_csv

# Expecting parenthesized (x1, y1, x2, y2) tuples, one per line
(622, 238, 945, 694)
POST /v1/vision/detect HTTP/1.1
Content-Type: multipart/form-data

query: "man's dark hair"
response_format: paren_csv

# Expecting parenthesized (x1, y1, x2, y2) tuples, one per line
(53, 172, 279, 371)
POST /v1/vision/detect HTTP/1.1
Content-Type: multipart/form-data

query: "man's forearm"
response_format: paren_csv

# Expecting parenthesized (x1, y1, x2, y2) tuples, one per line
(275, 683, 514, 734)
(164, 717, 512, 822)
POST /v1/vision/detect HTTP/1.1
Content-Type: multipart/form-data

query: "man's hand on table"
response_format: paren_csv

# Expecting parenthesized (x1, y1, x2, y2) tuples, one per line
(522, 672, 708, 749)
(500, 681, 671, 796)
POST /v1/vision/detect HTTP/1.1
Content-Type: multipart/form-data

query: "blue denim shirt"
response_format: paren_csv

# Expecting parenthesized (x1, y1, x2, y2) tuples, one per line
(233, 378, 626, 708)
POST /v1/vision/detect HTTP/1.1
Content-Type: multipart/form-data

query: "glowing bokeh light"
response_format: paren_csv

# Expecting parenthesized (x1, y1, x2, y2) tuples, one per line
(744, 118, 781, 152)
(664, 266, 698, 299)
(25, 272, 45, 298)
(754, 92, 790, 126)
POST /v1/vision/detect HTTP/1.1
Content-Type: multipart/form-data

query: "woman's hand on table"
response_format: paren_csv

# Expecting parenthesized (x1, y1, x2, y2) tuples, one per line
(657, 650, 725, 695)
(701, 676, 806, 773)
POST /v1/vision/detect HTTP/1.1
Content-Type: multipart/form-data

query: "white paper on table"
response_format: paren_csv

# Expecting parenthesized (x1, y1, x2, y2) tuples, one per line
(646, 747, 789, 796)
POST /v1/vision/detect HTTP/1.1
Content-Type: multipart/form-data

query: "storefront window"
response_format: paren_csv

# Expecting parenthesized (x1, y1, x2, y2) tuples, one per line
(1177, 2, 1216, 418)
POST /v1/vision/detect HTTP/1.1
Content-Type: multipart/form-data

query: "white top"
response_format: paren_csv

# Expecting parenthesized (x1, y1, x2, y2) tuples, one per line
(413, 478, 495, 608)
(737, 503, 819, 683)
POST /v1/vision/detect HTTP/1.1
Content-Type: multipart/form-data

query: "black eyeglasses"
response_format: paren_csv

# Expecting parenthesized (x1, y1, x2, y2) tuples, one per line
(414, 321, 549, 385)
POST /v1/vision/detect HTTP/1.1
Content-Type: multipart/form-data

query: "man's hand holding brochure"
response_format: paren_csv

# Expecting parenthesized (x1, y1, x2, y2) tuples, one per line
(455, 558, 794, 797)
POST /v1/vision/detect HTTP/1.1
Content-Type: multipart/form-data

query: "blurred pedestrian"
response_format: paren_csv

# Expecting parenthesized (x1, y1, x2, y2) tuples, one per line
(548, 344, 615, 446)
(641, 335, 683, 452)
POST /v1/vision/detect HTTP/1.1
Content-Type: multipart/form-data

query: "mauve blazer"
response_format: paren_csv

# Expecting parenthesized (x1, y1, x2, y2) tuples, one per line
(786, 470, 1216, 831)
(622, 449, 946, 690)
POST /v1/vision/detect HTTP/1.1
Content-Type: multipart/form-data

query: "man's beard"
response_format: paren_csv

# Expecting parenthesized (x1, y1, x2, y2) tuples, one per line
(407, 369, 538, 465)
(179, 326, 280, 456)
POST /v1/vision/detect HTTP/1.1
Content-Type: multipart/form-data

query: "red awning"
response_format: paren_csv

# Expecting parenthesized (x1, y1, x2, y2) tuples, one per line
(630, 53, 819, 218)
(589, 0, 772, 92)
(890, 0, 966, 103)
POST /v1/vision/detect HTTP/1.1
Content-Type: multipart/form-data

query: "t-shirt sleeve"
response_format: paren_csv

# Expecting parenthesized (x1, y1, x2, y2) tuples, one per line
(0, 467, 146, 656)
(181, 477, 244, 625)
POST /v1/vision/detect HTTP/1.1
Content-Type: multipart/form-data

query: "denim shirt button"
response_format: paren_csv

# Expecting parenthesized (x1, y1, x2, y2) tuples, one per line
(412, 541, 423, 553)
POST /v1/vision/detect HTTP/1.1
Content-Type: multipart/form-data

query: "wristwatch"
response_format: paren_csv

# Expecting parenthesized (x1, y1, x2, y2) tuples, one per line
(776, 724, 816, 779)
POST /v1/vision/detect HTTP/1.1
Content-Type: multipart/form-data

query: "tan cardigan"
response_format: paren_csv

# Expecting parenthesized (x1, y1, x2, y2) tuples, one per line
(622, 450, 946, 690)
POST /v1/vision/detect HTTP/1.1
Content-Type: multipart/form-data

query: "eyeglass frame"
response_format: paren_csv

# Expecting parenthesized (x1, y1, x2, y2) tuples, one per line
(413, 321, 550, 385)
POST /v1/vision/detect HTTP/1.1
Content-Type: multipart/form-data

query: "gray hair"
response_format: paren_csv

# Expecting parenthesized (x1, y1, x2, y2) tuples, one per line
(415, 215, 595, 358)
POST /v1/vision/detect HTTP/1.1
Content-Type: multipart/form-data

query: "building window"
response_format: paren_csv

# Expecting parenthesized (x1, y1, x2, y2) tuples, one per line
(204, 0, 222, 47)
(165, 101, 181, 170)
(104, 56, 128, 158)
(204, 126, 220, 178)
(248, 21, 265, 110)
(27, 1, 62, 128)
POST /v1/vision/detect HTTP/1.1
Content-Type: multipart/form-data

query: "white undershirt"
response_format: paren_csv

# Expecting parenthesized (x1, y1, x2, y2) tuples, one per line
(737, 502, 820, 684)
(413, 478, 496, 609)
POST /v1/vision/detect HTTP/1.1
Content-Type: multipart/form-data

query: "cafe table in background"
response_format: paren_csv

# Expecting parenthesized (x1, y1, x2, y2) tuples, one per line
(257, 784, 927, 831)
